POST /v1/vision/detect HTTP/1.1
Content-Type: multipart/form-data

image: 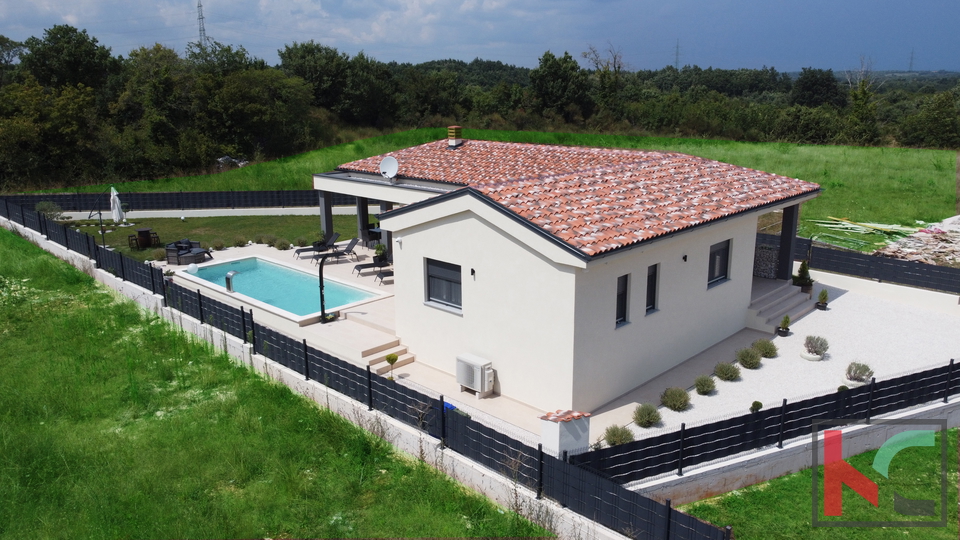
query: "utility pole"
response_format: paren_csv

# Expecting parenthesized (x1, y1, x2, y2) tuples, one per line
(197, 0, 208, 46)
(674, 39, 680, 70)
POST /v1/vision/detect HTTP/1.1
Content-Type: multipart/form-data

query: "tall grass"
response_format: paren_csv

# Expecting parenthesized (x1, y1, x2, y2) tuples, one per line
(0, 227, 548, 538)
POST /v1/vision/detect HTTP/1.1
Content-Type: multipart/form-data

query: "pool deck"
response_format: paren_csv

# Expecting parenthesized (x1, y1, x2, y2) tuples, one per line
(166, 244, 960, 447)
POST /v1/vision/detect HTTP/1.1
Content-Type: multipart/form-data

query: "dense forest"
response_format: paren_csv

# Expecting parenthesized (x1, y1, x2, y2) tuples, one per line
(1, 26, 959, 192)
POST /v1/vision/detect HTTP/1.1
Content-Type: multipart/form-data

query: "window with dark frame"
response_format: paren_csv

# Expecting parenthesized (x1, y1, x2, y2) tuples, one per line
(426, 258, 462, 308)
(646, 264, 658, 312)
(616, 274, 629, 325)
(708, 240, 731, 285)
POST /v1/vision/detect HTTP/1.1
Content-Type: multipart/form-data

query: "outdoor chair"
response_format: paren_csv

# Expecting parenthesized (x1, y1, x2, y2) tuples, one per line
(374, 270, 393, 286)
(296, 232, 340, 259)
(353, 254, 391, 276)
(150, 232, 161, 247)
(128, 234, 139, 249)
(165, 246, 181, 264)
(330, 238, 360, 262)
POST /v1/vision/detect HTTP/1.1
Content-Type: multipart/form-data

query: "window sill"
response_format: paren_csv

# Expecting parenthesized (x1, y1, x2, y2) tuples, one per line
(707, 277, 729, 289)
(645, 308, 659, 316)
(615, 320, 630, 329)
(424, 300, 463, 316)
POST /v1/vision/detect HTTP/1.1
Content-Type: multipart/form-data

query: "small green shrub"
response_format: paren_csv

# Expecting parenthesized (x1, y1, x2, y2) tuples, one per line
(264, 234, 278, 247)
(804, 335, 829, 356)
(750, 401, 763, 413)
(632, 403, 661, 428)
(35, 201, 64, 221)
(737, 347, 762, 369)
(818, 288, 829, 304)
(274, 238, 291, 251)
(254, 233, 265, 244)
(779, 314, 791, 330)
(751, 338, 778, 358)
(151, 248, 165, 261)
(233, 235, 247, 247)
(294, 236, 308, 247)
(792, 260, 813, 287)
(694, 375, 715, 395)
(212, 238, 226, 251)
(660, 387, 690, 412)
(604, 425, 635, 446)
(838, 385, 849, 392)
(714, 362, 740, 381)
(846, 362, 874, 382)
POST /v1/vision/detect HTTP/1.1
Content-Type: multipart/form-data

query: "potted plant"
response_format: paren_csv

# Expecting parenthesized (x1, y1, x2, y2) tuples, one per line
(816, 288, 829, 310)
(801, 335, 829, 361)
(374, 243, 387, 263)
(792, 260, 814, 295)
(776, 314, 790, 337)
(385, 353, 398, 380)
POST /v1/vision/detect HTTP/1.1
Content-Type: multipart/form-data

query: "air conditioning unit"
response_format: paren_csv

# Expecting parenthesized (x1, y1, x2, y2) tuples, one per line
(456, 353, 495, 397)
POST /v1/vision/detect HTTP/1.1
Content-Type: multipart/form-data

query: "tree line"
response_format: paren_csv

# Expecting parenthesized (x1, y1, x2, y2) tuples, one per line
(1, 26, 959, 192)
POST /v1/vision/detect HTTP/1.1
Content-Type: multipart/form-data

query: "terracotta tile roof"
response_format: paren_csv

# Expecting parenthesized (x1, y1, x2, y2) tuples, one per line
(539, 409, 591, 423)
(340, 139, 819, 257)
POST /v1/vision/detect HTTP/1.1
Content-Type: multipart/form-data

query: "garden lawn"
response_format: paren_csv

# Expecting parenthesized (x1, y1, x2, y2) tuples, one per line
(0, 226, 550, 539)
(36, 128, 957, 251)
(681, 429, 958, 540)
(69, 214, 374, 263)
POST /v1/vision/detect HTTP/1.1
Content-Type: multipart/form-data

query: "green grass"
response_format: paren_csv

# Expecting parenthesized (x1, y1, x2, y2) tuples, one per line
(36, 128, 957, 251)
(681, 429, 959, 539)
(70, 214, 374, 263)
(0, 227, 550, 539)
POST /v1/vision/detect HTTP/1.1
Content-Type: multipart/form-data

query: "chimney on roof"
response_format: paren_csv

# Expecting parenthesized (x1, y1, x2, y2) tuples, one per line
(447, 125, 463, 148)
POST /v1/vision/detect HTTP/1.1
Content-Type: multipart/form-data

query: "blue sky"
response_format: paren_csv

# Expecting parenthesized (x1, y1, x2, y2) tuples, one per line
(1, 0, 957, 72)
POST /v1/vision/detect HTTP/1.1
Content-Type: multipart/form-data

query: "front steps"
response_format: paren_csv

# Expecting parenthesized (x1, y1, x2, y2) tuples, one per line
(746, 280, 816, 333)
(364, 343, 416, 375)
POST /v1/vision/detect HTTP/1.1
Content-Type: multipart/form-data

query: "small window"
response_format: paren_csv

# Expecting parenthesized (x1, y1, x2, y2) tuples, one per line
(646, 264, 658, 313)
(616, 274, 629, 325)
(708, 240, 731, 285)
(426, 258, 462, 308)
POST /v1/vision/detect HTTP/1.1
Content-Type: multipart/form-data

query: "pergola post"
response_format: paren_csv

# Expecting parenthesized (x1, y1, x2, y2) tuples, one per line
(356, 196, 370, 244)
(380, 201, 394, 257)
(318, 190, 334, 242)
(777, 204, 800, 280)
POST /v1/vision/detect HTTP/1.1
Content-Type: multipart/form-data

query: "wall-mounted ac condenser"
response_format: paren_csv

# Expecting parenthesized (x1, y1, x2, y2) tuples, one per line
(456, 353, 494, 395)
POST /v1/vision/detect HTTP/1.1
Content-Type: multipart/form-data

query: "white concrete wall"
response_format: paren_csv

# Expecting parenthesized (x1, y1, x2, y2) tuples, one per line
(571, 216, 759, 411)
(391, 211, 579, 412)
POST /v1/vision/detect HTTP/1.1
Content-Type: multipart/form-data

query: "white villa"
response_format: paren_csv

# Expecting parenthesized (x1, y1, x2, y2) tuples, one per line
(314, 128, 820, 412)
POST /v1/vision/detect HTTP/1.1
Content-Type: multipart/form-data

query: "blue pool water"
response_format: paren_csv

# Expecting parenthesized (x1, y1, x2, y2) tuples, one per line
(193, 258, 377, 316)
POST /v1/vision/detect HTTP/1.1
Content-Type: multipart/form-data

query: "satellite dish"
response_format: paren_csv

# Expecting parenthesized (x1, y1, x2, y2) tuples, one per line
(379, 156, 398, 180)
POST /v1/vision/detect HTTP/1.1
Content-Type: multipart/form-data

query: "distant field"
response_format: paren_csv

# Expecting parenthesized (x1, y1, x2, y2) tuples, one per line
(36, 128, 957, 248)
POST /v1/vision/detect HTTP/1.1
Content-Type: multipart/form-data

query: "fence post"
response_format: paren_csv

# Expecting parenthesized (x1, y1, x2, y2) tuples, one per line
(64, 224, 70, 251)
(725, 525, 733, 540)
(777, 398, 787, 449)
(90, 235, 99, 268)
(677, 423, 685, 476)
(119, 255, 127, 282)
(303, 339, 309, 381)
(439, 394, 446, 449)
(197, 289, 204, 324)
(944, 359, 955, 403)
(366, 365, 373, 411)
(664, 499, 672, 540)
(241, 306, 247, 343)
(536, 443, 544, 499)
(149, 262, 157, 294)
(866, 377, 876, 423)
(250, 310, 256, 351)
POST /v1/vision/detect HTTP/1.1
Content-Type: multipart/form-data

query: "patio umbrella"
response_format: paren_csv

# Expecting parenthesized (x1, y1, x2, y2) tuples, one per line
(110, 187, 124, 223)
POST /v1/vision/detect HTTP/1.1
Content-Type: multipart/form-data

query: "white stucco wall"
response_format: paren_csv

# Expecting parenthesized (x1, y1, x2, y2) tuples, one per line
(570, 216, 759, 411)
(390, 210, 580, 412)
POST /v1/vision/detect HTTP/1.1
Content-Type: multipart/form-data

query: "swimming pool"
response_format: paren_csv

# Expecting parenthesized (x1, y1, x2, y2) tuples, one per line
(185, 257, 380, 320)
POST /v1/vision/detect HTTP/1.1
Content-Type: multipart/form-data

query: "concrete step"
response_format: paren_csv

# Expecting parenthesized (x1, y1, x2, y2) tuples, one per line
(365, 345, 409, 365)
(763, 291, 811, 323)
(358, 337, 400, 359)
(750, 283, 799, 315)
(375, 354, 416, 375)
(749, 280, 794, 309)
(766, 298, 817, 329)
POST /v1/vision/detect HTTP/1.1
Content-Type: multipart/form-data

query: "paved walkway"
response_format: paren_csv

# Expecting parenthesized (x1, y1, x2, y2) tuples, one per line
(588, 264, 960, 443)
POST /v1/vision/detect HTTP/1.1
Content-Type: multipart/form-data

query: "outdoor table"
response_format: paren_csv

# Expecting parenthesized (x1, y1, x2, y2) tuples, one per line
(136, 228, 153, 249)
